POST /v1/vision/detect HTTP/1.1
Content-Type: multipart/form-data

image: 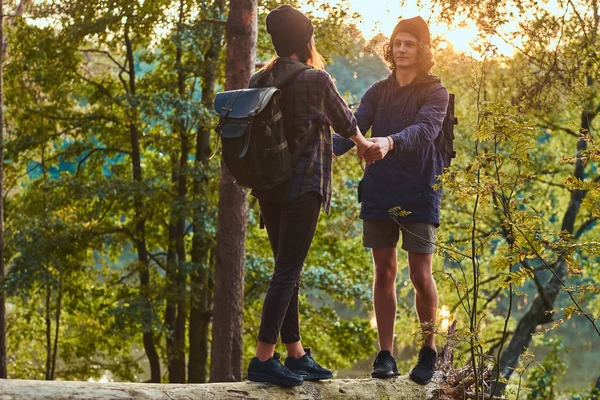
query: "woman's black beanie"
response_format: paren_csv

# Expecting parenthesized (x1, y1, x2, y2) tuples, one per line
(266, 5, 314, 56)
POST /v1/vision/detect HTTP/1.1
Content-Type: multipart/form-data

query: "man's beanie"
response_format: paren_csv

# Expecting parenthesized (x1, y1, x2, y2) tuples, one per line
(266, 5, 314, 56)
(391, 16, 431, 46)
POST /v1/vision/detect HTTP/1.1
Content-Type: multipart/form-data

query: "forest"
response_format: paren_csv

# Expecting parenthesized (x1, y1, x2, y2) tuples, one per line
(0, 0, 598, 399)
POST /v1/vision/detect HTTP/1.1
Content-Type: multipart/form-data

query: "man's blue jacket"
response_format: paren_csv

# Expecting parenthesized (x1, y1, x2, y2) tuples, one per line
(334, 73, 449, 226)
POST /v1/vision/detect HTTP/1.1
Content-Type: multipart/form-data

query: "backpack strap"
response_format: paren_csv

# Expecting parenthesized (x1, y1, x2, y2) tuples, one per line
(275, 63, 316, 166)
(290, 121, 318, 167)
(255, 61, 314, 167)
(211, 89, 243, 160)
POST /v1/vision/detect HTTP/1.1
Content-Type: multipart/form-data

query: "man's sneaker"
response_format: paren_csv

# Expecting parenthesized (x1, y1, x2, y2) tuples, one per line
(247, 352, 303, 387)
(409, 346, 437, 385)
(284, 348, 333, 381)
(371, 350, 400, 378)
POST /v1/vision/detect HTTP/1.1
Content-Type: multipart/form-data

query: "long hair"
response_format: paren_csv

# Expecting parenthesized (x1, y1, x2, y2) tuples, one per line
(383, 39, 434, 74)
(261, 38, 326, 72)
(297, 39, 326, 70)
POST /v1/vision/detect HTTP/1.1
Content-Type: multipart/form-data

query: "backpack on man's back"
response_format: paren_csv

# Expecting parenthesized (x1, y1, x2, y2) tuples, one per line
(213, 63, 310, 190)
(436, 92, 457, 168)
(408, 82, 458, 168)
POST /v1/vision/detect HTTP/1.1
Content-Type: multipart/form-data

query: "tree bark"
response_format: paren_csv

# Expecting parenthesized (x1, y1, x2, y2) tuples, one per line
(188, 0, 225, 384)
(165, 2, 189, 383)
(49, 275, 63, 380)
(209, 0, 256, 383)
(496, 88, 594, 392)
(124, 27, 161, 383)
(173, 0, 189, 383)
(45, 285, 52, 380)
(0, 0, 6, 379)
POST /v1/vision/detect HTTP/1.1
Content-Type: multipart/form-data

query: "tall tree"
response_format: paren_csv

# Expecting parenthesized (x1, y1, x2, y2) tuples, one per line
(0, 0, 36, 379)
(164, 0, 190, 383)
(188, 0, 225, 384)
(0, 0, 6, 380)
(210, 0, 257, 383)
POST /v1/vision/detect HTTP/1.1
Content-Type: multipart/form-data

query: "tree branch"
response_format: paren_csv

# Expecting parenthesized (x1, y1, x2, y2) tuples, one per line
(77, 48, 127, 72)
(73, 71, 119, 104)
(76, 147, 131, 177)
(575, 217, 598, 238)
(2, 0, 34, 57)
(203, 18, 227, 24)
(519, 260, 553, 310)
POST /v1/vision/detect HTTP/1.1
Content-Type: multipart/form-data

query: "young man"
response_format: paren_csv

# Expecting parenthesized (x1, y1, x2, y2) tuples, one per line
(334, 16, 449, 385)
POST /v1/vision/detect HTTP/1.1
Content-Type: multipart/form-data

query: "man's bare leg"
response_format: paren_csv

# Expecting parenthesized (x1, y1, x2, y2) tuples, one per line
(408, 251, 437, 350)
(372, 247, 398, 352)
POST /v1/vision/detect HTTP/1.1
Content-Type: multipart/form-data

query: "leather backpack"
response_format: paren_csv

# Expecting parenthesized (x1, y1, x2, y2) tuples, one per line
(213, 62, 311, 190)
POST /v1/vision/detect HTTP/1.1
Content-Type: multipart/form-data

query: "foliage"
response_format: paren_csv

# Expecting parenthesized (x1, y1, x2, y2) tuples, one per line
(428, 0, 600, 394)
(1, 0, 380, 382)
(0, 0, 598, 389)
(526, 337, 567, 400)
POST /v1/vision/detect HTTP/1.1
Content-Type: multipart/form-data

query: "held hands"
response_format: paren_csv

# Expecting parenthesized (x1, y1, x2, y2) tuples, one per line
(349, 127, 375, 161)
(363, 137, 393, 162)
(356, 140, 374, 160)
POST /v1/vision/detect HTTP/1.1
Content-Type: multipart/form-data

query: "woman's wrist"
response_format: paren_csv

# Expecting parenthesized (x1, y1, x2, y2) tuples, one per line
(387, 136, 394, 151)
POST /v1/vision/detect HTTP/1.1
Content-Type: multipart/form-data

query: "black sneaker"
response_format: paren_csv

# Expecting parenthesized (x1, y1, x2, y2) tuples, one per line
(284, 348, 333, 381)
(409, 346, 437, 385)
(371, 350, 400, 378)
(247, 352, 303, 387)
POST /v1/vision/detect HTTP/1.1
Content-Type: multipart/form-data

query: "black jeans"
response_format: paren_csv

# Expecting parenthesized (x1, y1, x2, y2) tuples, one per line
(257, 191, 321, 344)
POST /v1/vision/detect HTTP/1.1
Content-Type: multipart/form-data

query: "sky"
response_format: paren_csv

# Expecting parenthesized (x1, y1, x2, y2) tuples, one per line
(307, 0, 577, 56)
(301, 0, 515, 56)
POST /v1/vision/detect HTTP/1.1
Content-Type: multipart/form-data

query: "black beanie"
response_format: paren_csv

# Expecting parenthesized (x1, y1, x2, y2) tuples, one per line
(266, 5, 314, 57)
(391, 16, 431, 46)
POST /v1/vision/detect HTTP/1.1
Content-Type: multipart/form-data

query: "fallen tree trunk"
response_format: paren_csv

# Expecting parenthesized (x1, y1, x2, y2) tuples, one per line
(0, 377, 439, 399)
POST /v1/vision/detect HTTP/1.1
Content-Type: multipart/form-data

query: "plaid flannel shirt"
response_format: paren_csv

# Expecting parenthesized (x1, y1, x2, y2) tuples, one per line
(251, 59, 357, 214)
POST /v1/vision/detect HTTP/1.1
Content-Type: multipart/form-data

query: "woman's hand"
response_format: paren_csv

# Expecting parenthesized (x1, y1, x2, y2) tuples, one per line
(356, 140, 374, 160)
(350, 127, 374, 162)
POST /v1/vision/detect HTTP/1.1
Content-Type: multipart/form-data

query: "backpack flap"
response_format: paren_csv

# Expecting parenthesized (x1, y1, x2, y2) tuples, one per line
(220, 121, 247, 139)
(214, 87, 280, 118)
(214, 87, 281, 160)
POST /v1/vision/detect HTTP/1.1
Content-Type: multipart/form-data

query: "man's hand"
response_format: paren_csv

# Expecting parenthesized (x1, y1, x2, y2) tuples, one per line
(363, 137, 392, 162)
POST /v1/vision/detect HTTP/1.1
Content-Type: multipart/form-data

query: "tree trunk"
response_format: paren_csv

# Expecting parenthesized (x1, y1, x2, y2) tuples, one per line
(209, 0, 256, 383)
(45, 285, 52, 380)
(50, 275, 63, 380)
(173, 2, 189, 382)
(496, 89, 594, 393)
(0, 0, 6, 379)
(165, 226, 178, 381)
(0, 0, 35, 377)
(165, 152, 178, 381)
(165, 2, 189, 383)
(124, 27, 161, 383)
(188, 3, 223, 379)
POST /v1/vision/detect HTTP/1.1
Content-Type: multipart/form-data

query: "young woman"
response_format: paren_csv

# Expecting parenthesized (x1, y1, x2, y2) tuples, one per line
(245, 4, 372, 387)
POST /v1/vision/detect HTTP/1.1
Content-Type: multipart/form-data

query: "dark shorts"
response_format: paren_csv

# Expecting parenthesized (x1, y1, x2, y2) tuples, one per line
(363, 219, 437, 253)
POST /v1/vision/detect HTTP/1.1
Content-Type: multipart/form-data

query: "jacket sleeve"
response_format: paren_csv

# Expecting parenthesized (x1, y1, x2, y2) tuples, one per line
(333, 81, 380, 156)
(322, 72, 358, 139)
(390, 84, 449, 153)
